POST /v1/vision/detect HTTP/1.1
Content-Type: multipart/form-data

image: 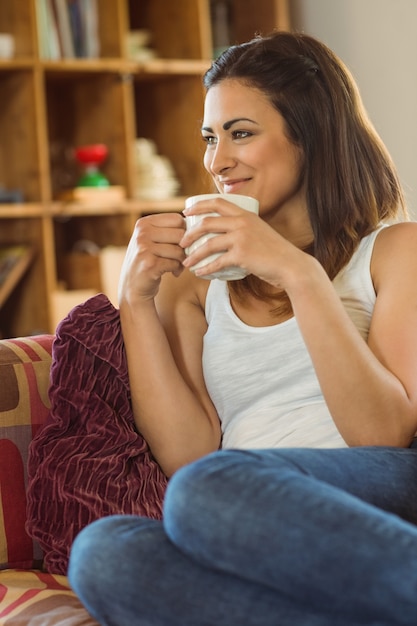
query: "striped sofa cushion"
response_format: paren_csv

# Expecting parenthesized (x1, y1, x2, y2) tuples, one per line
(0, 569, 98, 624)
(0, 335, 54, 570)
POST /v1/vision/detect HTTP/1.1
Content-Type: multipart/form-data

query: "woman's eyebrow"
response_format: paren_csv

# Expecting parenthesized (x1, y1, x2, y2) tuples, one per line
(201, 117, 259, 133)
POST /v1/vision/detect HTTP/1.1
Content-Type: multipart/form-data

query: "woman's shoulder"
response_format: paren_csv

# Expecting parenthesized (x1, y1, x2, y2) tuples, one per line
(373, 221, 417, 257)
(372, 221, 417, 290)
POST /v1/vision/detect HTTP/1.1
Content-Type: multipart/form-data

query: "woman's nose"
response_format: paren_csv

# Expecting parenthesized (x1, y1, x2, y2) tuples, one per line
(205, 142, 236, 176)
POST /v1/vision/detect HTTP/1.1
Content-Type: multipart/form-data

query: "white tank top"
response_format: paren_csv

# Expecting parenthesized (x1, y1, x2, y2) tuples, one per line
(202, 226, 388, 449)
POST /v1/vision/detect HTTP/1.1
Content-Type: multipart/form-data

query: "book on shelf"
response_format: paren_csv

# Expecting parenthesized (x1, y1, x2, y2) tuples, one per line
(47, 0, 62, 60)
(0, 245, 35, 308)
(36, 0, 99, 60)
(36, 0, 51, 59)
(55, 0, 76, 58)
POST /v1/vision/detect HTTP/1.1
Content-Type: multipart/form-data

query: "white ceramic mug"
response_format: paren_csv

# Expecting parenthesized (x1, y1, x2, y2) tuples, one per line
(184, 193, 259, 280)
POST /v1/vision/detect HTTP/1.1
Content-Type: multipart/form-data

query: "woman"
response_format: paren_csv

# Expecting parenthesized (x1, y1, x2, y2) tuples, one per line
(68, 31, 417, 625)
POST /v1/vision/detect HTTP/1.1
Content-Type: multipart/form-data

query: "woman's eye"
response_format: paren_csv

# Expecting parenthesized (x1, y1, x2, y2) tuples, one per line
(232, 130, 252, 140)
(202, 135, 217, 145)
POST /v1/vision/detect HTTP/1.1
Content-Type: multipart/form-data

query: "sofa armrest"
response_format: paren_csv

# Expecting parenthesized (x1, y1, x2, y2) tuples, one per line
(0, 334, 54, 569)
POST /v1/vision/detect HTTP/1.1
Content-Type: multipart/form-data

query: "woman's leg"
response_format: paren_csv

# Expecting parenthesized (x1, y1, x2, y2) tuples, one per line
(164, 447, 417, 626)
(68, 515, 359, 626)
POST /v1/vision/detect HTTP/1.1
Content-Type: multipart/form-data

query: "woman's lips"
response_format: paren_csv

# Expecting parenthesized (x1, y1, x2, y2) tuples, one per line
(221, 179, 250, 194)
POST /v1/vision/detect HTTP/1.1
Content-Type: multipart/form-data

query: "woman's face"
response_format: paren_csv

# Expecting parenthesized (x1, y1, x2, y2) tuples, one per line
(202, 79, 306, 225)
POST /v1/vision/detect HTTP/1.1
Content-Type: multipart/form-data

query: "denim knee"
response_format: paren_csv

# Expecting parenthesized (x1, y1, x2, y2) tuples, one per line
(164, 449, 266, 549)
(68, 516, 127, 596)
(68, 519, 104, 593)
(165, 449, 243, 509)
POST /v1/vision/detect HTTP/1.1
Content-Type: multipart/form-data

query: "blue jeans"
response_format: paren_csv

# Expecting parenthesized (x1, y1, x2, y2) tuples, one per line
(68, 446, 417, 625)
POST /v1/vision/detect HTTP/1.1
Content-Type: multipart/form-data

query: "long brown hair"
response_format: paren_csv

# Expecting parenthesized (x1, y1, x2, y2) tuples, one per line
(203, 31, 407, 311)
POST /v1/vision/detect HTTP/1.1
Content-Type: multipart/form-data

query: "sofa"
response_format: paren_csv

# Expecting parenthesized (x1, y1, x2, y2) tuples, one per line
(0, 333, 100, 625)
(0, 294, 170, 624)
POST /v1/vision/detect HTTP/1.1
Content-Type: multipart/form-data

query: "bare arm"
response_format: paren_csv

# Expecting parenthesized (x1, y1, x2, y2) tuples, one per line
(119, 214, 221, 477)
(308, 222, 417, 446)
(270, 223, 417, 446)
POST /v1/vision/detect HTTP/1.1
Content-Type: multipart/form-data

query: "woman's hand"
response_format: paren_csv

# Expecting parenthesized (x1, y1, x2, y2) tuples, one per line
(180, 196, 303, 288)
(119, 212, 186, 305)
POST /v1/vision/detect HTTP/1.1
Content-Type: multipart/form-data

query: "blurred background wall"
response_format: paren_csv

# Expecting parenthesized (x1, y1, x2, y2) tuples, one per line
(291, 0, 417, 218)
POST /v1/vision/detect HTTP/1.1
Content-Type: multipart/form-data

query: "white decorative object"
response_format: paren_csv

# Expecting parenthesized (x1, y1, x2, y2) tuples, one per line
(0, 33, 14, 59)
(126, 30, 157, 62)
(132, 138, 180, 200)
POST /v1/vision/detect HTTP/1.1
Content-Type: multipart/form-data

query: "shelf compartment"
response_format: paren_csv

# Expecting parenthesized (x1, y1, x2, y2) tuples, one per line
(0, 244, 35, 308)
(128, 0, 212, 60)
(0, 69, 42, 202)
(0, 217, 49, 337)
(45, 71, 132, 199)
(0, 1, 36, 58)
(133, 76, 210, 198)
(54, 213, 134, 256)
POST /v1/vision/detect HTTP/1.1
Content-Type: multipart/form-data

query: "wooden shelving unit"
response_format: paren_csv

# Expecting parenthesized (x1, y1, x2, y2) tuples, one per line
(0, 0, 290, 337)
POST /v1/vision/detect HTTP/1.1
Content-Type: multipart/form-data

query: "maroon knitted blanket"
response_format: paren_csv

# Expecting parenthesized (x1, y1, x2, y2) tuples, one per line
(26, 294, 168, 574)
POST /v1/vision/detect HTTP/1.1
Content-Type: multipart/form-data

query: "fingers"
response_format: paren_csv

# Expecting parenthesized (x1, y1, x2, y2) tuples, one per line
(138, 213, 186, 243)
(134, 213, 185, 253)
(182, 232, 231, 274)
(119, 213, 187, 301)
(180, 211, 257, 253)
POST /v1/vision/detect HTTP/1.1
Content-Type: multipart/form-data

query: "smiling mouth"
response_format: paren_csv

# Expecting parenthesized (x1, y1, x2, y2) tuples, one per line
(220, 179, 250, 192)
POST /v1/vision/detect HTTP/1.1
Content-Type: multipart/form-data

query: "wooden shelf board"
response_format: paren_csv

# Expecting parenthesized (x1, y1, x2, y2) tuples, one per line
(38, 58, 210, 77)
(0, 203, 48, 218)
(134, 58, 211, 76)
(50, 197, 185, 217)
(126, 198, 186, 213)
(0, 58, 36, 70)
(0, 198, 186, 219)
(42, 57, 134, 74)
